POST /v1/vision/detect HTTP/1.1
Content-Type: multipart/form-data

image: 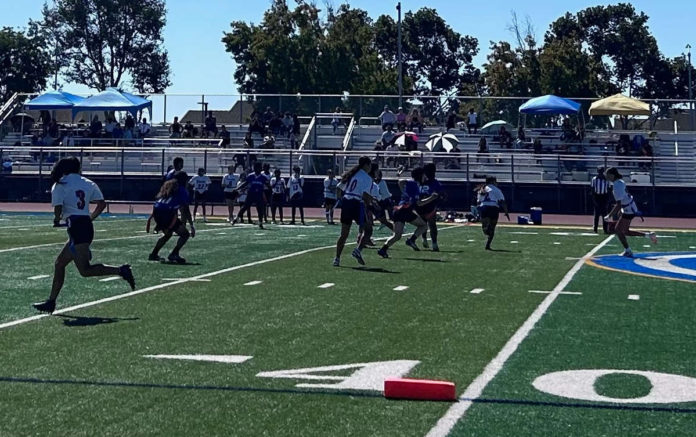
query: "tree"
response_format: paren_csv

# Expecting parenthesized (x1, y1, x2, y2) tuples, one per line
(39, 0, 171, 93)
(0, 27, 53, 101)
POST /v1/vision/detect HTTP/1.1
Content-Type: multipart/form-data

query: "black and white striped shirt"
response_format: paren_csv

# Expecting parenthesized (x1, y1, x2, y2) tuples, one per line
(591, 176, 609, 195)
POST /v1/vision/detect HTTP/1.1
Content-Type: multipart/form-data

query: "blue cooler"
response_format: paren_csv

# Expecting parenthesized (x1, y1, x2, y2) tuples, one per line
(530, 207, 542, 225)
(518, 215, 530, 225)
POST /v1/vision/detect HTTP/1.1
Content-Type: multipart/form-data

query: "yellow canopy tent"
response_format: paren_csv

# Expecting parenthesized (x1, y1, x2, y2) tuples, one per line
(589, 94, 650, 116)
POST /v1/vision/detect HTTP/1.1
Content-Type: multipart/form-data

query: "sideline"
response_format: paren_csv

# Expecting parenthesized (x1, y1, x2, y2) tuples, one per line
(424, 234, 615, 437)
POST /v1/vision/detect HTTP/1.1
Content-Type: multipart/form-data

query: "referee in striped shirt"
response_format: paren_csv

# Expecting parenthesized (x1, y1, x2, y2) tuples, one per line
(590, 166, 611, 233)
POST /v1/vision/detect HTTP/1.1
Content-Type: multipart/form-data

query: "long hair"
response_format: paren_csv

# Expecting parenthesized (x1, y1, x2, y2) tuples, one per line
(157, 179, 179, 200)
(341, 156, 372, 183)
(606, 167, 623, 179)
(50, 156, 81, 184)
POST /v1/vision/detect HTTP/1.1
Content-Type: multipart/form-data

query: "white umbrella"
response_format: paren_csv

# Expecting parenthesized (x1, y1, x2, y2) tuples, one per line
(479, 120, 513, 134)
(425, 132, 459, 152)
(393, 131, 419, 147)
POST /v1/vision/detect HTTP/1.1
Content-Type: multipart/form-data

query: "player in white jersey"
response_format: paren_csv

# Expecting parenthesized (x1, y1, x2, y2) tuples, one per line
(604, 167, 657, 257)
(270, 169, 287, 224)
(235, 173, 252, 224)
(334, 156, 377, 266)
(288, 166, 305, 225)
(323, 169, 339, 225)
(188, 168, 212, 222)
(32, 157, 135, 314)
(476, 176, 510, 251)
(221, 165, 239, 222)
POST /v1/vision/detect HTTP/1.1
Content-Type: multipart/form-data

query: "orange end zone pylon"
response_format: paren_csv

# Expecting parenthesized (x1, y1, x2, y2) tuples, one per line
(384, 378, 456, 401)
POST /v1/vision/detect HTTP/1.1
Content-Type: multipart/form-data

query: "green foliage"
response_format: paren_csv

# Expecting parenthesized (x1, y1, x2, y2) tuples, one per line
(0, 27, 53, 101)
(222, 1, 478, 98)
(38, 0, 171, 93)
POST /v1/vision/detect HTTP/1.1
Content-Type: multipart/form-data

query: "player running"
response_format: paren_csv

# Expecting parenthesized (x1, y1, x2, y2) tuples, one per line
(188, 167, 211, 222)
(323, 169, 339, 225)
(604, 167, 658, 257)
(32, 157, 135, 314)
(377, 167, 438, 258)
(413, 163, 444, 251)
(221, 165, 239, 223)
(233, 162, 270, 229)
(270, 169, 287, 224)
(477, 176, 510, 251)
(148, 171, 196, 263)
(334, 156, 377, 267)
(288, 166, 305, 225)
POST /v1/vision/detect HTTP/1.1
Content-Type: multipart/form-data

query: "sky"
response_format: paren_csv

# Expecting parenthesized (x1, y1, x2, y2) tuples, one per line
(2, 0, 695, 120)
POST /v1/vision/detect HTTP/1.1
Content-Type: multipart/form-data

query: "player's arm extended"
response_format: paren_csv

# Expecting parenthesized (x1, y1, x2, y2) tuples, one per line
(416, 193, 439, 207)
(90, 200, 107, 221)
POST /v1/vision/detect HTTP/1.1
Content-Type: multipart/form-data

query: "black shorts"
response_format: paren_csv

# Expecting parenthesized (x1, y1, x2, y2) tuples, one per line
(620, 213, 636, 221)
(340, 198, 365, 226)
(480, 206, 500, 221)
(324, 197, 337, 209)
(271, 193, 285, 206)
(393, 205, 418, 223)
(67, 215, 94, 246)
(224, 191, 237, 201)
(153, 208, 181, 232)
(245, 192, 265, 207)
(193, 191, 207, 202)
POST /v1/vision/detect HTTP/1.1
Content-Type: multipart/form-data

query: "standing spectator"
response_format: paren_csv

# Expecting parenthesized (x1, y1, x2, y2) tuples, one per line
(291, 113, 301, 149)
(124, 114, 135, 136)
(204, 112, 218, 138)
(396, 107, 407, 131)
(138, 117, 151, 137)
(104, 117, 117, 137)
(248, 114, 265, 136)
(378, 105, 396, 131)
(169, 116, 182, 139)
(219, 125, 231, 148)
(269, 112, 282, 136)
(262, 107, 274, 129)
(89, 115, 103, 137)
(331, 107, 342, 135)
(40, 110, 51, 134)
(590, 166, 610, 234)
(407, 108, 423, 133)
(446, 110, 459, 133)
(282, 112, 293, 136)
(467, 108, 478, 134)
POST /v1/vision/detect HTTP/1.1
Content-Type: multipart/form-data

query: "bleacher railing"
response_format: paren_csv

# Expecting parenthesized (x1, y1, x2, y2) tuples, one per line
(2, 145, 694, 187)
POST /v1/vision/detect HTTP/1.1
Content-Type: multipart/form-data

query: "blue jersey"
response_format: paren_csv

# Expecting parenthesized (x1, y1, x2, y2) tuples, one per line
(420, 179, 443, 197)
(154, 189, 188, 212)
(246, 173, 269, 195)
(399, 180, 421, 207)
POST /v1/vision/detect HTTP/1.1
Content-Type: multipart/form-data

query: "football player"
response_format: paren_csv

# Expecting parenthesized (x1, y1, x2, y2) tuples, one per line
(188, 168, 211, 222)
(148, 171, 196, 263)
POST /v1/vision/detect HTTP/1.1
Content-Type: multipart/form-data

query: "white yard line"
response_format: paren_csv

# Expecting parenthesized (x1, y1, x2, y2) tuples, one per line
(425, 234, 614, 437)
(469, 288, 485, 294)
(628, 294, 640, 301)
(99, 276, 121, 282)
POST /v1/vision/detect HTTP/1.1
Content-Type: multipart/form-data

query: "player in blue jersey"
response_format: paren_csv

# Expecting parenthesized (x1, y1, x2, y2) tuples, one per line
(148, 171, 195, 263)
(377, 167, 439, 258)
(32, 157, 135, 314)
(233, 161, 270, 229)
(334, 156, 377, 267)
(164, 156, 184, 181)
(409, 162, 444, 251)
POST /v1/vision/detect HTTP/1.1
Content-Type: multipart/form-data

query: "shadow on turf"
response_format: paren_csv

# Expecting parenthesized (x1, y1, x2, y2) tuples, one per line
(486, 248, 522, 253)
(56, 314, 139, 327)
(349, 267, 399, 274)
(161, 262, 202, 266)
(403, 258, 446, 263)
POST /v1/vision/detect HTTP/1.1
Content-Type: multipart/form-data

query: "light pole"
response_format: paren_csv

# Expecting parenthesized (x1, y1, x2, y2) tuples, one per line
(687, 44, 694, 131)
(397, 2, 403, 107)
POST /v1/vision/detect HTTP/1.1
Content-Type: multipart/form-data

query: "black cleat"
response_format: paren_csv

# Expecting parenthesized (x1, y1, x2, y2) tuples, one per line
(167, 254, 187, 264)
(119, 264, 136, 290)
(148, 253, 163, 262)
(33, 299, 56, 314)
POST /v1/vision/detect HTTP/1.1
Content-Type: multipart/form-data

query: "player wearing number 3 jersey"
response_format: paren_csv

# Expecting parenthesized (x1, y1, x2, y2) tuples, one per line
(32, 157, 135, 314)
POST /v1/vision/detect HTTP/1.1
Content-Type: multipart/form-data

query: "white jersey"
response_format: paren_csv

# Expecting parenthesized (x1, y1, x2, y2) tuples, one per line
(611, 179, 639, 214)
(236, 179, 247, 202)
(341, 169, 373, 202)
(51, 173, 104, 218)
(478, 184, 505, 207)
(222, 173, 239, 192)
(289, 175, 304, 198)
(324, 177, 339, 200)
(189, 175, 211, 194)
(270, 177, 287, 195)
(377, 180, 391, 201)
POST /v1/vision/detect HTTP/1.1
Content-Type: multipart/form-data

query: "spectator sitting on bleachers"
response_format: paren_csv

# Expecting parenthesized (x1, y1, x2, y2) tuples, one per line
(640, 141, 653, 170)
(183, 120, 194, 138)
(407, 108, 423, 133)
(499, 126, 513, 148)
(139, 118, 151, 137)
(89, 115, 103, 137)
(517, 126, 526, 142)
(378, 105, 396, 131)
(262, 107, 274, 128)
(381, 125, 396, 147)
(269, 113, 282, 136)
(219, 125, 231, 148)
(616, 134, 630, 156)
(385, 142, 399, 168)
(124, 114, 135, 136)
(248, 114, 265, 136)
(262, 135, 275, 150)
(396, 107, 407, 131)
(373, 141, 384, 166)
(446, 144, 462, 169)
(112, 123, 123, 139)
(204, 112, 218, 138)
(104, 117, 117, 137)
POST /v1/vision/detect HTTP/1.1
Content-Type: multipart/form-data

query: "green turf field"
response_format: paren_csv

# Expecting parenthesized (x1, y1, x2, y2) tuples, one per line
(0, 212, 695, 436)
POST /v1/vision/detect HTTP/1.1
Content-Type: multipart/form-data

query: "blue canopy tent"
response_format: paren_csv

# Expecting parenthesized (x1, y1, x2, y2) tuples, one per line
(519, 95, 581, 115)
(71, 87, 152, 120)
(24, 90, 85, 110)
